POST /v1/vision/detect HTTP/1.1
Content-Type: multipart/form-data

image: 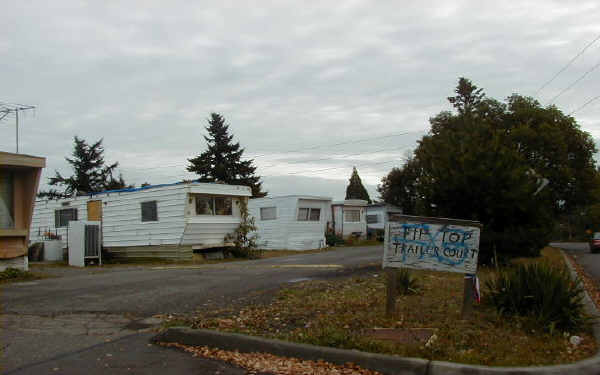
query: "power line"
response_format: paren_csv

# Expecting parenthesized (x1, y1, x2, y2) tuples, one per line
(569, 94, 600, 115)
(548, 59, 600, 104)
(119, 129, 424, 172)
(247, 130, 423, 158)
(535, 33, 600, 97)
(259, 145, 411, 169)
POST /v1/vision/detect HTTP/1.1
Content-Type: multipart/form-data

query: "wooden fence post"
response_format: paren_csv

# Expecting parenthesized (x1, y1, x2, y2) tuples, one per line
(461, 274, 474, 319)
(386, 268, 398, 317)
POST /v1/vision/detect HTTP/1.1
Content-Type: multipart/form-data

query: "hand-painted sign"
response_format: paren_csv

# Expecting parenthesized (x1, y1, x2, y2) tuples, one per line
(383, 216, 481, 274)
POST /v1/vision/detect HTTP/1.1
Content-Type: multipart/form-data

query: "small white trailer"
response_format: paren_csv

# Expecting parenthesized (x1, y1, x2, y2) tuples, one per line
(366, 203, 403, 231)
(331, 199, 368, 239)
(248, 195, 332, 250)
(29, 182, 252, 260)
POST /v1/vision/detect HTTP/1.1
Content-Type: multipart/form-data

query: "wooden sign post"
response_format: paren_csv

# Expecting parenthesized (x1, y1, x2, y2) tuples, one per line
(382, 215, 482, 319)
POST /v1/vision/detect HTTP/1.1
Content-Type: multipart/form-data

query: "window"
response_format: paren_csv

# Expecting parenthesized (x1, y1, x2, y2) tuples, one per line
(309, 208, 321, 221)
(366, 214, 379, 224)
(344, 209, 361, 222)
(214, 197, 233, 215)
(55, 208, 78, 227)
(195, 195, 232, 216)
(260, 207, 276, 220)
(141, 201, 158, 222)
(0, 172, 14, 229)
(298, 207, 321, 221)
(196, 196, 214, 215)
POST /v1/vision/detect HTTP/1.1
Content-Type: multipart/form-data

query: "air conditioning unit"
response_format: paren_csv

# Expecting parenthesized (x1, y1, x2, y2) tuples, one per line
(68, 221, 102, 267)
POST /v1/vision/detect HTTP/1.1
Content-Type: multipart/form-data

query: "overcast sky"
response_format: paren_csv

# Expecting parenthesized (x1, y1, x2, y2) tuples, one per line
(1, 1, 599, 200)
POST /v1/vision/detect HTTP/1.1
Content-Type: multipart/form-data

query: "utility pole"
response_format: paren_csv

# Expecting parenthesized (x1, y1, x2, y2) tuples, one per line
(0, 102, 35, 153)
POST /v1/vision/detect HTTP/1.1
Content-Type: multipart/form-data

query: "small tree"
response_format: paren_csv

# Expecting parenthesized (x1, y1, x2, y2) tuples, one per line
(224, 198, 262, 259)
(39, 136, 129, 197)
(187, 113, 266, 197)
(345, 167, 371, 203)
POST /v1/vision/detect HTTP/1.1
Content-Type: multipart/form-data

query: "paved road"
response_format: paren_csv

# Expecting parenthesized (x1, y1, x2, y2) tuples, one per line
(550, 242, 600, 282)
(1, 246, 383, 374)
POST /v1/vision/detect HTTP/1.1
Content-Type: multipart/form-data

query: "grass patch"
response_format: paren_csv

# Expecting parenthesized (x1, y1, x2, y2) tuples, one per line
(187, 246, 596, 366)
(0, 268, 47, 284)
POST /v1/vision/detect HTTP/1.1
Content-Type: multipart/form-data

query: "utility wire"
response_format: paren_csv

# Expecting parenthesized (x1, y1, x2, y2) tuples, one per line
(548, 59, 600, 104)
(119, 129, 424, 172)
(259, 145, 410, 170)
(535, 33, 600, 97)
(247, 130, 422, 158)
(569, 94, 600, 115)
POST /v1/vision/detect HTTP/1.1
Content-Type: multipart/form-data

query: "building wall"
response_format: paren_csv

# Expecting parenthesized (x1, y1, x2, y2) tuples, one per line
(249, 197, 331, 250)
(332, 204, 367, 238)
(0, 152, 44, 271)
(30, 183, 251, 254)
(366, 206, 386, 230)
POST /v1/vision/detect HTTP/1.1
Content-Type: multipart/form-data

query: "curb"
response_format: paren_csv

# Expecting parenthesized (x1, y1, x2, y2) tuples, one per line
(154, 251, 600, 375)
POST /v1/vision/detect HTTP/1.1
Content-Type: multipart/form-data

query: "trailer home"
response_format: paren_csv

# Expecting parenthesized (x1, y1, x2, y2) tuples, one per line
(29, 182, 252, 260)
(366, 203, 403, 231)
(248, 195, 332, 250)
(331, 199, 368, 239)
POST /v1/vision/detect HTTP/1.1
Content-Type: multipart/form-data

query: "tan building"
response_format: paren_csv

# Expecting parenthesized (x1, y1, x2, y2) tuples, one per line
(0, 151, 45, 271)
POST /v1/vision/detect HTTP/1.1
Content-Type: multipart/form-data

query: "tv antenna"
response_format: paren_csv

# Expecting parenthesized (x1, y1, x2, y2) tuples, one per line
(0, 102, 36, 153)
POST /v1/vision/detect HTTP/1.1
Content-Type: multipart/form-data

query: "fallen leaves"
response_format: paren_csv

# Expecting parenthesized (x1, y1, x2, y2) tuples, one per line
(158, 342, 381, 375)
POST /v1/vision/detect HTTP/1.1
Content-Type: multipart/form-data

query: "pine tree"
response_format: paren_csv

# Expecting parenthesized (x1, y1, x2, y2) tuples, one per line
(39, 136, 128, 197)
(187, 113, 267, 197)
(345, 167, 371, 203)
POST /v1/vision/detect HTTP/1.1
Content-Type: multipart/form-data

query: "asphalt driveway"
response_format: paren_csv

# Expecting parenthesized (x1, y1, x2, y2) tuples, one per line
(550, 242, 600, 282)
(1, 245, 383, 374)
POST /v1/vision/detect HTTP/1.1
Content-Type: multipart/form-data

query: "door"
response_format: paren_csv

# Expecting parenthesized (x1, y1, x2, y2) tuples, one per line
(87, 200, 102, 221)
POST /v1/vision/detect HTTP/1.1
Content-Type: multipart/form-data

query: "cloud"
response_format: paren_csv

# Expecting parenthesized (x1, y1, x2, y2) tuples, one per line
(1, 1, 599, 198)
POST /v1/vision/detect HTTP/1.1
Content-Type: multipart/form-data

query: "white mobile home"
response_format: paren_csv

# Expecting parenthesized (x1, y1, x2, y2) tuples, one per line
(366, 203, 403, 231)
(29, 182, 252, 260)
(248, 195, 332, 250)
(331, 199, 368, 239)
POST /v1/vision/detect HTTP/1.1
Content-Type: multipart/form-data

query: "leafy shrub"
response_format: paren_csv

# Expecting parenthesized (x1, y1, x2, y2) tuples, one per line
(396, 268, 420, 295)
(0, 268, 34, 281)
(486, 262, 587, 332)
(224, 198, 262, 259)
(325, 232, 343, 246)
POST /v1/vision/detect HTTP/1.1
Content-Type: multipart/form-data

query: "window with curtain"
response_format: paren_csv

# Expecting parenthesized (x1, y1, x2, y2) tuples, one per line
(0, 171, 14, 229)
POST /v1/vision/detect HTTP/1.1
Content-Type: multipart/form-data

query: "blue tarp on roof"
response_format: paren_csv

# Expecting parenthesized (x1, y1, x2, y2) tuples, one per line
(88, 181, 187, 197)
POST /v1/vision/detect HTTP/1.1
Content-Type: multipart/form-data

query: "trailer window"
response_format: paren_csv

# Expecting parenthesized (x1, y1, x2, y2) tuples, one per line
(260, 207, 276, 220)
(195, 195, 232, 216)
(367, 214, 379, 224)
(141, 201, 158, 222)
(214, 197, 233, 215)
(298, 208, 320, 221)
(344, 209, 361, 223)
(55, 208, 78, 227)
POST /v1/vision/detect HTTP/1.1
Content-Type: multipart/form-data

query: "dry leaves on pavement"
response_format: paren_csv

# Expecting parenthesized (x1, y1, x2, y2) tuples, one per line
(158, 342, 381, 375)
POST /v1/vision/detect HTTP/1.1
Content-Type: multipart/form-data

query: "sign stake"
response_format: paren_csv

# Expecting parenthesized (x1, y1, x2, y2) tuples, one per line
(385, 268, 398, 317)
(461, 274, 474, 319)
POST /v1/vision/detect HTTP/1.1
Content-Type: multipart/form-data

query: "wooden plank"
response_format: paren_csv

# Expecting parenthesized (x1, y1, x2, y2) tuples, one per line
(87, 200, 102, 221)
(0, 152, 46, 168)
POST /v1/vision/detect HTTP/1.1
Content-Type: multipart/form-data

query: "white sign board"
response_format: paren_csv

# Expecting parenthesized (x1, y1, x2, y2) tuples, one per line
(383, 217, 481, 274)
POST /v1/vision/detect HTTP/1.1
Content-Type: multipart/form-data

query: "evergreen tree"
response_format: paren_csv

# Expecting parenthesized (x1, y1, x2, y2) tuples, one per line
(187, 113, 266, 197)
(39, 136, 129, 197)
(345, 167, 371, 203)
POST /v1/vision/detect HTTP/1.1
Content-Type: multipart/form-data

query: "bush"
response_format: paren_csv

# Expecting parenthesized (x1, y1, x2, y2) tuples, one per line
(486, 262, 588, 332)
(325, 232, 343, 246)
(396, 268, 420, 295)
(224, 198, 262, 259)
(0, 267, 34, 281)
